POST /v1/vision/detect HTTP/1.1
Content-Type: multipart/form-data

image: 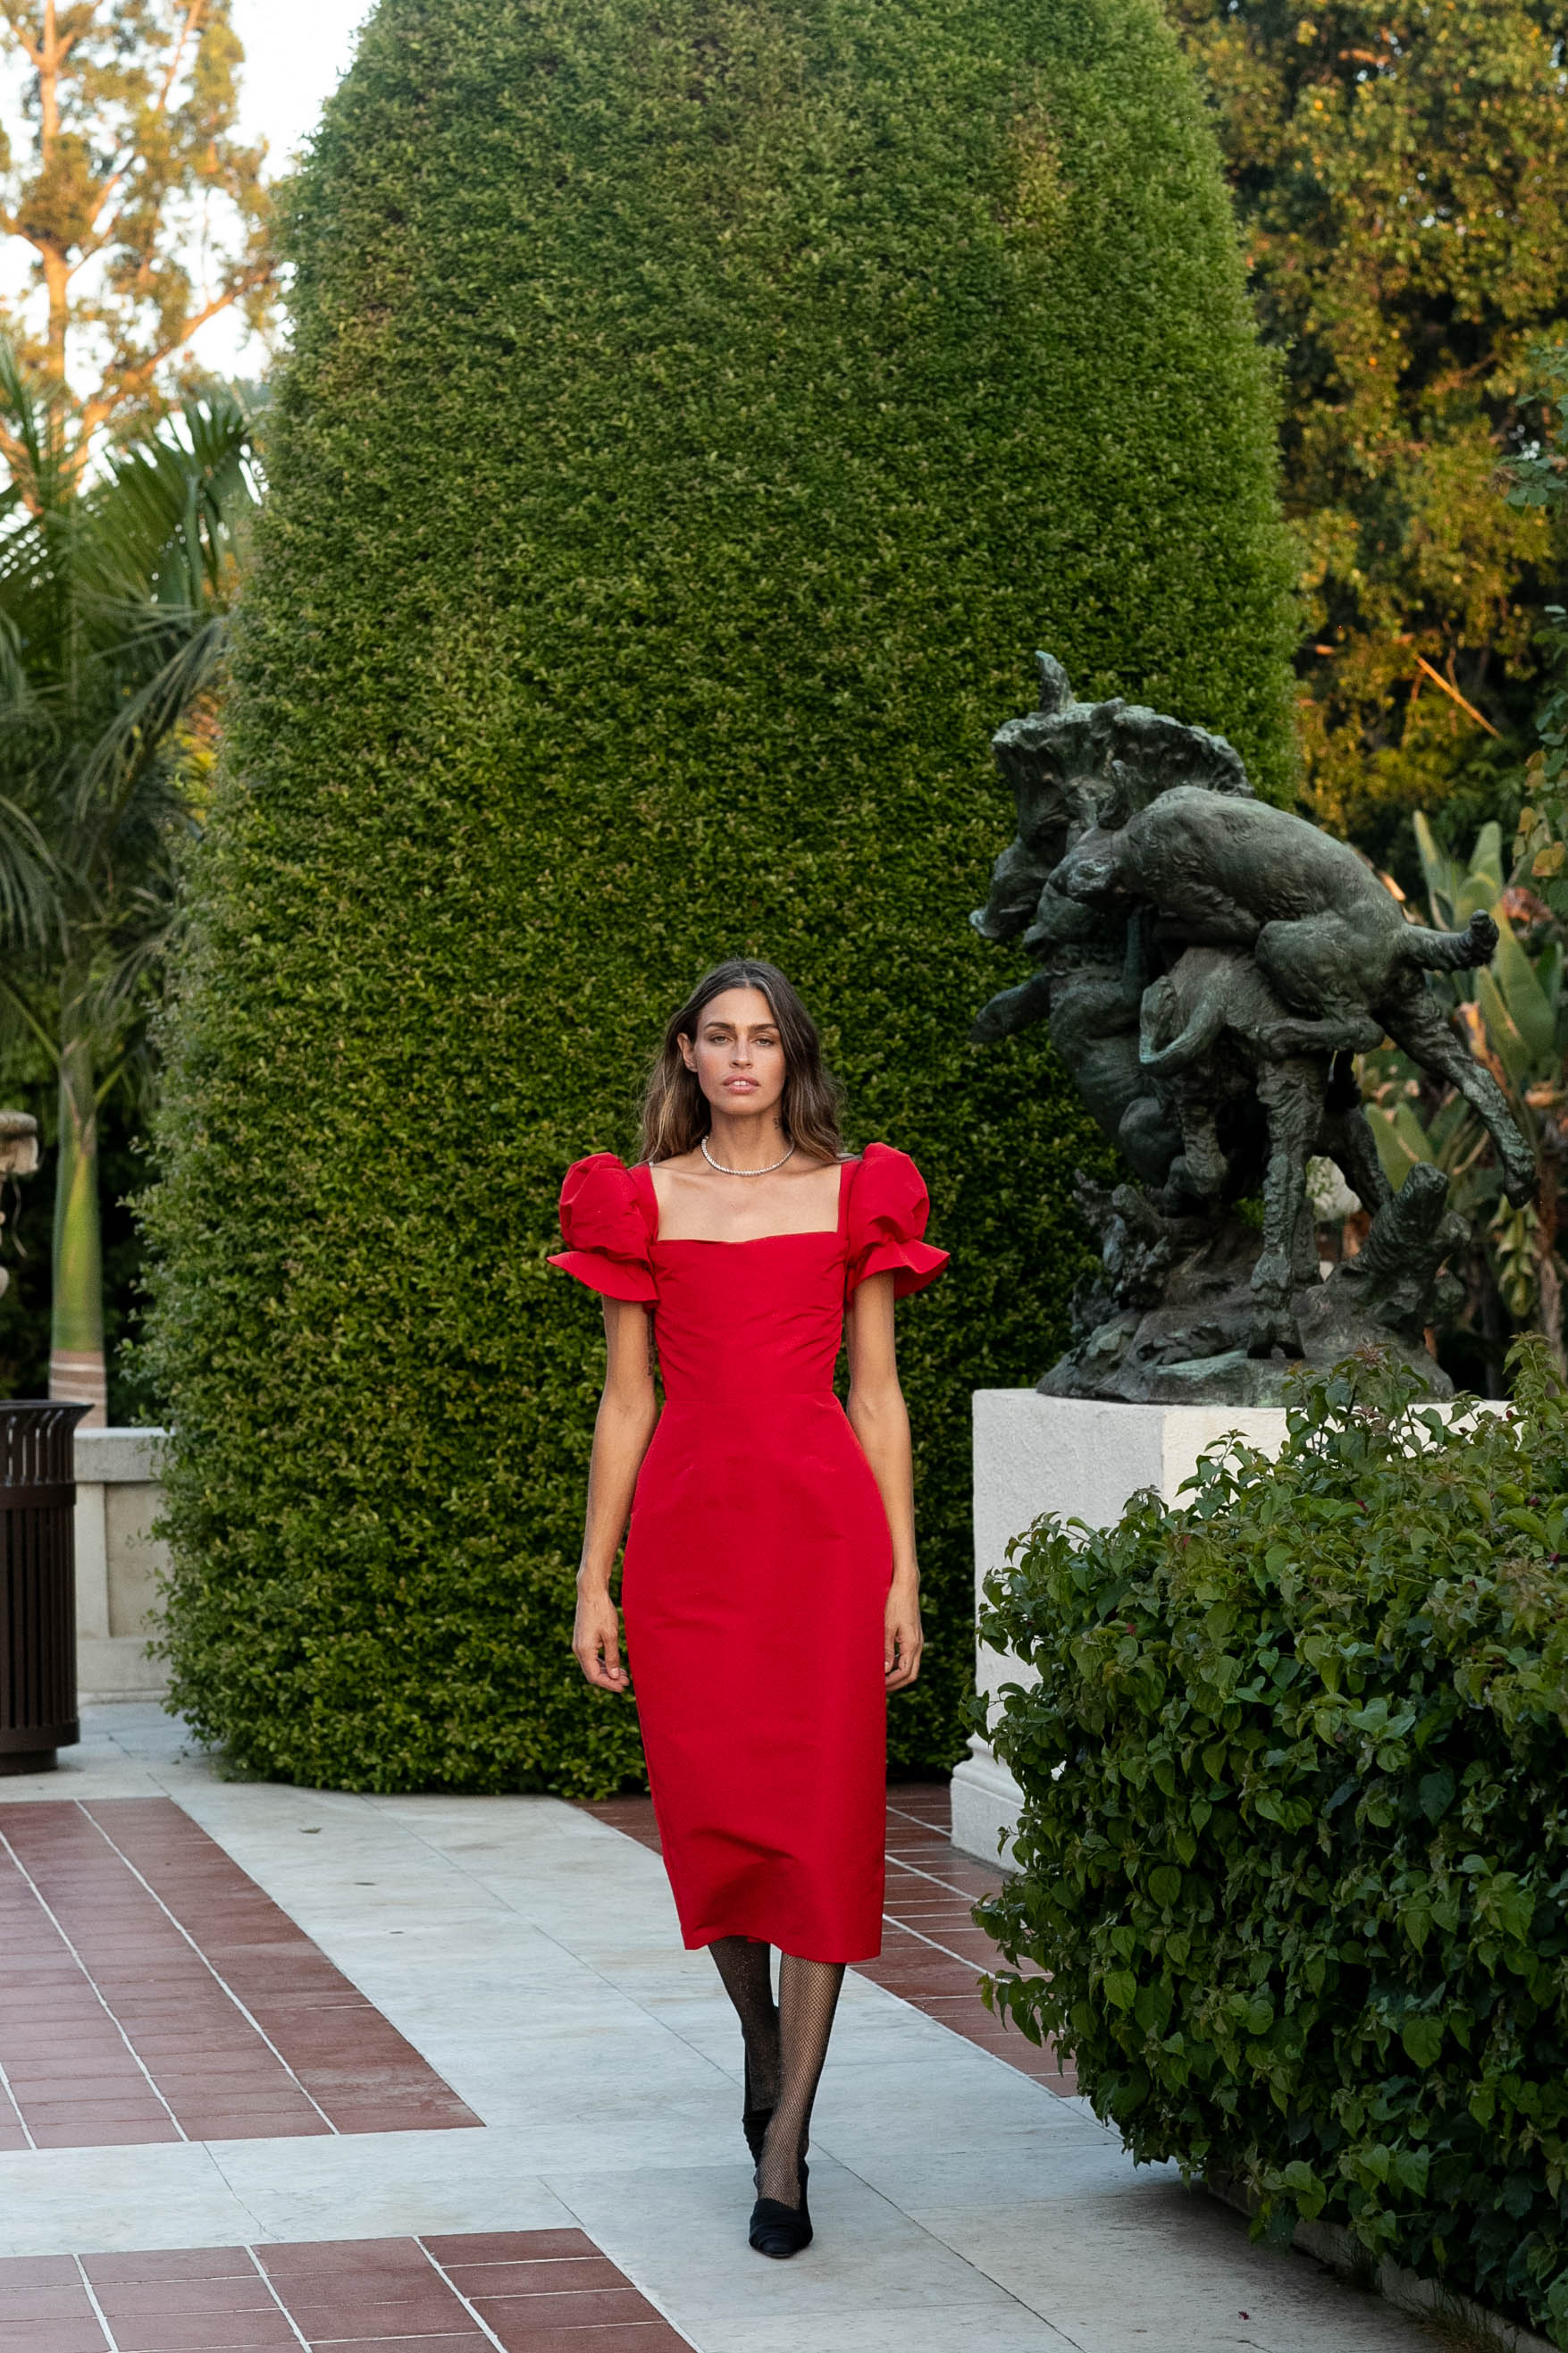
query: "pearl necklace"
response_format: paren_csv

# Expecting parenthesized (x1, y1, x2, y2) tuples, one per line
(700, 1135, 797, 1178)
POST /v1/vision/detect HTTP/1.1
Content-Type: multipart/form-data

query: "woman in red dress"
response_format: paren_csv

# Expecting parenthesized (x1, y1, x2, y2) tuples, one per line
(551, 958, 946, 2258)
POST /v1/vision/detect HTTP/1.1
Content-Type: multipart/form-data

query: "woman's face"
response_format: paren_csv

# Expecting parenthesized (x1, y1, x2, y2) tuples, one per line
(680, 986, 787, 1122)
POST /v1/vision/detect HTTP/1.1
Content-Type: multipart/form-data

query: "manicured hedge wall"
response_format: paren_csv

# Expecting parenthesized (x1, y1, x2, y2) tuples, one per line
(143, 0, 1296, 1794)
(979, 1347, 1568, 2343)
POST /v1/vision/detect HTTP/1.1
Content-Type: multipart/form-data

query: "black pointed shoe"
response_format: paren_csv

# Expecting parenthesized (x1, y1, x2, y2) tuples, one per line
(749, 2159, 812, 2259)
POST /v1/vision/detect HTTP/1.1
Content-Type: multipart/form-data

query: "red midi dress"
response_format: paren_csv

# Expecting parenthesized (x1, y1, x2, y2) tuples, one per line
(550, 1143, 947, 1963)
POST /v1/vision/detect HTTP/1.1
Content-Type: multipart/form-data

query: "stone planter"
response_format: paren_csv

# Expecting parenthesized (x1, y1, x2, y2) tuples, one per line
(952, 1391, 1288, 1865)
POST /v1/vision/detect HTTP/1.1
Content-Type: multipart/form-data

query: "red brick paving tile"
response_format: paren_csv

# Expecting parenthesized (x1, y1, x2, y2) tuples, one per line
(110, 2320, 298, 2353)
(0, 2257, 82, 2291)
(82, 2253, 253, 2287)
(474, 2289, 655, 2336)
(8, 2068, 156, 2096)
(283, 2292, 466, 2336)
(275, 2262, 451, 2299)
(440, 2261, 623, 2297)
(0, 2329, 105, 2353)
(421, 2234, 596, 2266)
(31, 2122, 184, 2147)
(0, 2289, 96, 2324)
(93, 2280, 280, 2322)
(303, 2338, 482, 2352)
(168, 2093, 323, 2121)
(507, 2329, 684, 2353)
(256, 2242, 438, 2279)
(24, 2101, 179, 2129)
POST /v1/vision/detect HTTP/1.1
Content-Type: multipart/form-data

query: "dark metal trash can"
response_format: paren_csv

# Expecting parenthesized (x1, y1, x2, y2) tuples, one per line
(0, 1401, 90, 1775)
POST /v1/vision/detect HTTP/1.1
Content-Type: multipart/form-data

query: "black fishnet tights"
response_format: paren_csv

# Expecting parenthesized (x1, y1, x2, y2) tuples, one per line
(757, 1954, 845, 2207)
(709, 1937, 780, 2118)
(709, 1941, 847, 2208)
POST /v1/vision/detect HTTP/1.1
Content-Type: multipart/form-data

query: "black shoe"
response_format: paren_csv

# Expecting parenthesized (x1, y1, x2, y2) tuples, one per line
(742, 2052, 774, 2167)
(749, 2159, 812, 2258)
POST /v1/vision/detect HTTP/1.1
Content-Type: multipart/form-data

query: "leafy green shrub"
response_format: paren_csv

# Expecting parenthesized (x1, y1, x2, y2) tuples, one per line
(142, 0, 1295, 1794)
(978, 1344, 1568, 2343)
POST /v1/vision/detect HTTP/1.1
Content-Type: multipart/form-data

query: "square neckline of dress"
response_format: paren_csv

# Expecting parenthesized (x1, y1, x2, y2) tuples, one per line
(633, 1155, 855, 1247)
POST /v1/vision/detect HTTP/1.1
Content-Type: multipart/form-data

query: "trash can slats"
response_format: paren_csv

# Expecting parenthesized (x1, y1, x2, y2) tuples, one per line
(0, 1402, 90, 1771)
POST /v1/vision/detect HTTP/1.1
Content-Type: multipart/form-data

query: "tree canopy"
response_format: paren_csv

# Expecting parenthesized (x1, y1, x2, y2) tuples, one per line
(0, 2, 273, 478)
(1172, 0, 1568, 857)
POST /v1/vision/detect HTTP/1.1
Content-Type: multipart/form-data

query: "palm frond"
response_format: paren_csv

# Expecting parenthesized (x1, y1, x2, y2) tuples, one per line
(75, 614, 228, 824)
(0, 789, 64, 953)
(0, 349, 260, 1080)
(0, 340, 75, 523)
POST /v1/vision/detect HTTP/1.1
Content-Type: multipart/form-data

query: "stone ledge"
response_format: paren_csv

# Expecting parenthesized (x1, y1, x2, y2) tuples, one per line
(77, 1633, 166, 1706)
(74, 1424, 165, 1483)
(950, 1736, 1025, 1870)
(1208, 2176, 1557, 2353)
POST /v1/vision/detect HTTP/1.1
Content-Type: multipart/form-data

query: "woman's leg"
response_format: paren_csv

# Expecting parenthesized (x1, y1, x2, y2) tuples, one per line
(709, 1937, 781, 2130)
(756, 1954, 845, 2206)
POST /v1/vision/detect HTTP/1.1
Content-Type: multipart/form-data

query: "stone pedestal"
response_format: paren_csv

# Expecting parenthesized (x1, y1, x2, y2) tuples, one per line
(950, 1391, 1288, 1866)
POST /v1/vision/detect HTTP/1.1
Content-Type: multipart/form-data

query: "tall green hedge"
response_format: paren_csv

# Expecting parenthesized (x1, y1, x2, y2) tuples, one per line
(143, 0, 1296, 1794)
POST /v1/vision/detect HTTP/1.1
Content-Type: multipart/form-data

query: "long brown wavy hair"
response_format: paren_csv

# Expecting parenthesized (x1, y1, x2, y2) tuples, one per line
(640, 960, 845, 1164)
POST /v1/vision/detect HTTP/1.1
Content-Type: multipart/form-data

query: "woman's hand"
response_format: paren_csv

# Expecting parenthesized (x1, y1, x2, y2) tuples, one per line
(885, 1574, 923, 1692)
(574, 1580, 630, 1692)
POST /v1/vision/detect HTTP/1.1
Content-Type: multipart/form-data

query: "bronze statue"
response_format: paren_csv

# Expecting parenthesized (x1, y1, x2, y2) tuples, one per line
(971, 657, 1534, 1404)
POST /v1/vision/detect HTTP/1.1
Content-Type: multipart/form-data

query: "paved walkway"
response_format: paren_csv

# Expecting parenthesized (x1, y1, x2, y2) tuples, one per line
(0, 1708, 1463, 2353)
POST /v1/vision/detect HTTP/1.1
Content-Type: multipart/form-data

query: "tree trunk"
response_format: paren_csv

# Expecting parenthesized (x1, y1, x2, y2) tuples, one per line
(39, 1, 71, 383)
(49, 988, 105, 1426)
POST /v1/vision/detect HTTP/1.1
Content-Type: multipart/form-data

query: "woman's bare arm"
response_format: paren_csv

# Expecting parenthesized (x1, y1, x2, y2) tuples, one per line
(573, 1297, 659, 1692)
(845, 1272, 923, 1692)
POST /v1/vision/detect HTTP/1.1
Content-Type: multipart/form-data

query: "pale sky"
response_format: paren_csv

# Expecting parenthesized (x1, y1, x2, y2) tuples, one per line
(229, 0, 374, 179)
(195, 0, 376, 377)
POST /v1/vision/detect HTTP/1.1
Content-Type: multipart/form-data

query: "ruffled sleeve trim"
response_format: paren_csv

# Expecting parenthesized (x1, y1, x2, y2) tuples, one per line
(845, 1142, 949, 1301)
(549, 1153, 658, 1304)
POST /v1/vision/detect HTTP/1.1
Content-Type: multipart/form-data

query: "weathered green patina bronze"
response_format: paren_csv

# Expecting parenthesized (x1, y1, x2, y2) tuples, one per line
(971, 656, 1535, 1404)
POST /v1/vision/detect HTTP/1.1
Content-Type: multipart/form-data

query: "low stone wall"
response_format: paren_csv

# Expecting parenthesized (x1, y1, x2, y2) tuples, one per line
(74, 1426, 170, 1705)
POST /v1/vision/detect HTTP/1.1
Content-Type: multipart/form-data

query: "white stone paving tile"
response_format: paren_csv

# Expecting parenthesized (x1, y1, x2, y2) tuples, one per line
(907, 2171, 1463, 2351)
(0, 1707, 1449, 2353)
(716, 2313, 1079, 2353)
(0, 2141, 261, 2258)
(546, 2156, 1041, 2324)
(209, 2130, 580, 2242)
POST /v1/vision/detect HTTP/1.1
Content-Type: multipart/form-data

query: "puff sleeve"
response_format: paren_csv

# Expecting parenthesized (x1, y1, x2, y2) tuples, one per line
(845, 1143, 949, 1301)
(549, 1154, 658, 1304)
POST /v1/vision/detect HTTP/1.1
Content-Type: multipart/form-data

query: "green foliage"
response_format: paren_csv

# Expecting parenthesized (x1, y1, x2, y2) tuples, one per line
(1361, 817, 1568, 1360)
(1511, 343, 1568, 912)
(977, 1344, 1568, 2344)
(1170, 0, 1568, 857)
(1506, 343, 1568, 528)
(0, 348, 256, 1394)
(142, 0, 1295, 1795)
